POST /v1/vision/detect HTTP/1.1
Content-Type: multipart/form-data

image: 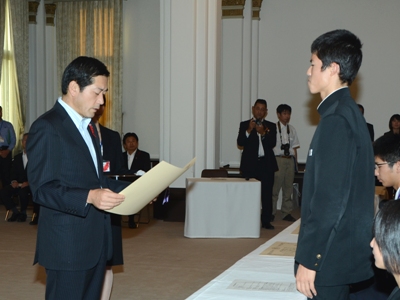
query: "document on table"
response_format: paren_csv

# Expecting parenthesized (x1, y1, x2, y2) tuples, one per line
(260, 242, 297, 256)
(228, 280, 297, 293)
(106, 157, 196, 215)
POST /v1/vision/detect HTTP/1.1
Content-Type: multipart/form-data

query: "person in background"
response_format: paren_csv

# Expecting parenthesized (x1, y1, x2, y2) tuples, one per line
(295, 29, 374, 299)
(371, 200, 400, 300)
(384, 114, 400, 136)
(27, 56, 128, 300)
(122, 132, 150, 228)
(0, 106, 16, 188)
(92, 94, 125, 300)
(271, 104, 300, 223)
(0, 133, 29, 222)
(357, 104, 374, 142)
(237, 99, 278, 230)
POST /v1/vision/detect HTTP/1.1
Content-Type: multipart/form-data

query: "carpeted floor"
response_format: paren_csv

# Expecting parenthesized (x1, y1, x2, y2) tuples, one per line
(0, 206, 300, 299)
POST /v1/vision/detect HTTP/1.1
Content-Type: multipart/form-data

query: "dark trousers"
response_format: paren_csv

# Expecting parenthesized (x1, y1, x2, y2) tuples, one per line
(309, 284, 350, 300)
(254, 160, 275, 225)
(0, 185, 30, 212)
(45, 242, 108, 300)
(0, 152, 12, 187)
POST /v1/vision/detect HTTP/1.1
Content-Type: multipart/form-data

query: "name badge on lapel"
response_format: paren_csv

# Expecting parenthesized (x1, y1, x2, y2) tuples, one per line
(103, 160, 111, 172)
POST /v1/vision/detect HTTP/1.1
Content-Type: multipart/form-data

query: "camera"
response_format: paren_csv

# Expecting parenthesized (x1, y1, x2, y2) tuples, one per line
(281, 143, 290, 156)
(255, 118, 263, 126)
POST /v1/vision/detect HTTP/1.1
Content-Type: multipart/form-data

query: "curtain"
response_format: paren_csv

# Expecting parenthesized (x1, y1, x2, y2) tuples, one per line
(55, 0, 123, 133)
(0, 0, 25, 154)
(9, 0, 28, 129)
(0, 0, 6, 79)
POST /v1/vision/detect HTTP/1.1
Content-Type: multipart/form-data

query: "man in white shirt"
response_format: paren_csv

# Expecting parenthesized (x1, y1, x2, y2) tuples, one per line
(271, 104, 300, 222)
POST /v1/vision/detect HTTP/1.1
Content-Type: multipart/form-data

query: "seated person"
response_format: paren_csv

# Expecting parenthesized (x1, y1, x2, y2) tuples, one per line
(122, 132, 150, 228)
(371, 200, 400, 300)
(122, 132, 150, 175)
(384, 114, 400, 136)
(1, 133, 30, 222)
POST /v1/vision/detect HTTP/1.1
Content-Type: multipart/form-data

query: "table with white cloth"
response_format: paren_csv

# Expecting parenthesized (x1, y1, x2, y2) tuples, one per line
(186, 219, 305, 300)
(184, 178, 261, 238)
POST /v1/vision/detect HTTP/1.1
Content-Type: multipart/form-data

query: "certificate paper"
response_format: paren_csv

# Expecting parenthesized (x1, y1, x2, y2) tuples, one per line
(260, 242, 297, 257)
(106, 157, 196, 215)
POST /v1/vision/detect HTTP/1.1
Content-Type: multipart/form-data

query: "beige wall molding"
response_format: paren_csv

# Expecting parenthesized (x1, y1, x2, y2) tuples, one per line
(45, 3, 56, 26)
(28, 1, 40, 24)
(222, 0, 245, 19)
(252, 0, 263, 20)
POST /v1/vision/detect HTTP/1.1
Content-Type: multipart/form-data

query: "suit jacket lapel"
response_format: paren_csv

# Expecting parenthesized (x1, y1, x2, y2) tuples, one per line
(54, 102, 100, 177)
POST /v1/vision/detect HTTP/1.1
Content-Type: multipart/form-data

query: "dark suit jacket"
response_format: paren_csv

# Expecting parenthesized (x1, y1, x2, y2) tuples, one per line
(237, 119, 278, 178)
(295, 88, 374, 286)
(11, 152, 28, 183)
(27, 101, 127, 271)
(367, 122, 374, 142)
(122, 149, 151, 174)
(99, 124, 124, 174)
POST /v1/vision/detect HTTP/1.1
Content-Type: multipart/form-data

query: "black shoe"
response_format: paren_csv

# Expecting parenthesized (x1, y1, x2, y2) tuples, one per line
(270, 215, 275, 222)
(129, 221, 137, 229)
(7, 212, 21, 222)
(282, 214, 296, 222)
(29, 217, 38, 225)
(17, 213, 27, 222)
(263, 223, 275, 230)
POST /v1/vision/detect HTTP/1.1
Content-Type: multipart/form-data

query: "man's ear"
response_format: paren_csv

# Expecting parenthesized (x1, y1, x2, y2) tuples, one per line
(68, 81, 80, 96)
(395, 161, 400, 173)
(329, 62, 340, 76)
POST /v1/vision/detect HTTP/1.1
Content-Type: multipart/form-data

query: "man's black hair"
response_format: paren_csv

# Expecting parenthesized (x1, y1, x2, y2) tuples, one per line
(311, 29, 362, 86)
(373, 200, 400, 274)
(61, 56, 110, 95)
(254, 99, 267, 107)
(276, 104, 292, 114)
(373, 134, 400, 167)
(123, 132, 139, 145)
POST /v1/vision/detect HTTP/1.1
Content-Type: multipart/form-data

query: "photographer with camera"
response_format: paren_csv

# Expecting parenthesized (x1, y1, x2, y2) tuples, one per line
(237, 99, 278, 230)
(271, 104, 300, 223)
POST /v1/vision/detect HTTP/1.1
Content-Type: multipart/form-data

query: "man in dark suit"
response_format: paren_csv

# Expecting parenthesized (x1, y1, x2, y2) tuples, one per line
(1, 133, 30, 222)
(237, 99, 278, 230)
(92, 95, 126, 299)
(295, 30, 374, 300)
(122, 132, 151, 228)
(122, 132, 151, 174)
(27, 56, 128, 300)
(358, 104, 374, 142)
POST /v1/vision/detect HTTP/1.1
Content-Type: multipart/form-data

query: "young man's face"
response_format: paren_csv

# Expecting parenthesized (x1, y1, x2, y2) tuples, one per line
(374, 157, 400, 190)
(307, 53, 332, 98)
(370, 238, 385, 270)
(252, 103, 267, 120)
(277, 111, 291, 125)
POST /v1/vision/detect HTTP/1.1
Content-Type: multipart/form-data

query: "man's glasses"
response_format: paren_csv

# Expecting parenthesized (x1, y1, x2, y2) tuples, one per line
(375, 162, 392, 170)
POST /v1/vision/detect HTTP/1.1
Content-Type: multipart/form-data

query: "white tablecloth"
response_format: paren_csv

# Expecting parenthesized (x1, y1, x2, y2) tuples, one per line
(187, 220, 305, 299)
(184, 178, 261, 238)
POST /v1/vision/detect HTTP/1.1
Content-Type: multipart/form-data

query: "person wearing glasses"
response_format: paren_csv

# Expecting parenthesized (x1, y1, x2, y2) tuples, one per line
(374, 134, 400, 200)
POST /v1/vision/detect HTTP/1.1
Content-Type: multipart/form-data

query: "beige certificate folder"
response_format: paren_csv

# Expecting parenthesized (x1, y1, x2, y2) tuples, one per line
(106, 157, 196, 215)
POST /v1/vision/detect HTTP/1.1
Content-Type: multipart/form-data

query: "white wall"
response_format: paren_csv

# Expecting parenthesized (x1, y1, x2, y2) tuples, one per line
(220, 0, 400, 165)
(28, 0, 400, 168)
(122, 0, 160, 159)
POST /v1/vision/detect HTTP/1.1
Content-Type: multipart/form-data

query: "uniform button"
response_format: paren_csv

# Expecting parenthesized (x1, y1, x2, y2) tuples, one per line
(315, 263, 318, 266)
(316, 254, 321, 259)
